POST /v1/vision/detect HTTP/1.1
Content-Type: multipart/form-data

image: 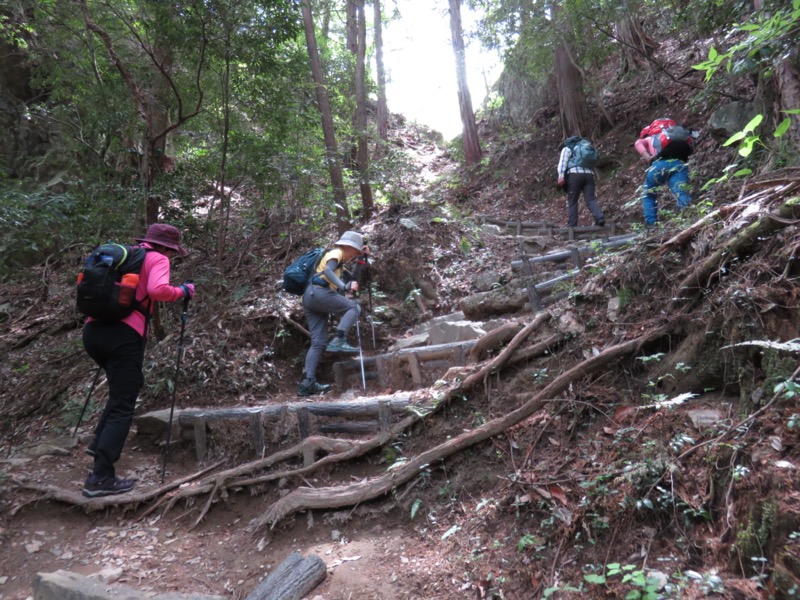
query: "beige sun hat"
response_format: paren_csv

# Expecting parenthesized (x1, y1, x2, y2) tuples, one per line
(334, 231, 363, 251)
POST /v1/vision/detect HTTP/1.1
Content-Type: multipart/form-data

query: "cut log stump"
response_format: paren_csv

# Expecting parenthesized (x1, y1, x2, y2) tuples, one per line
(244, 551, 326, 600)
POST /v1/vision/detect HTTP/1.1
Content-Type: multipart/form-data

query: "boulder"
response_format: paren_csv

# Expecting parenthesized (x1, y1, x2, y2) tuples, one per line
(33, 570, 225, 600)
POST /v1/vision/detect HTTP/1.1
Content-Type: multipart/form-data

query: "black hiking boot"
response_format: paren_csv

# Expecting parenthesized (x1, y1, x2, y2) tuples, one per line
(82, 474, 135, 498)
(297, 379, 333, 397)
(595, 218, 605, 226)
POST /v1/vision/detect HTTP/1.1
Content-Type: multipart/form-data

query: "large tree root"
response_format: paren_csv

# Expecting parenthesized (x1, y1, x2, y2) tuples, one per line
(671, 195, 800, 310)
(9, 311, 596, 528)
(254, 326, 668, 530)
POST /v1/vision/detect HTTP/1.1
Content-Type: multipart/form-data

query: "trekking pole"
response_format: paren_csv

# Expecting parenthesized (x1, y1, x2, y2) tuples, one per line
(161, 295, 190, 484)
(355, 317, 367, 391)
(366, 263, 377, 350)
(73, 366, 102, 436)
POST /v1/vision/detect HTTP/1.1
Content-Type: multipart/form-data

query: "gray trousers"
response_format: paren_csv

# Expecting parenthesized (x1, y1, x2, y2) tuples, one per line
(302, 284, 361, 381)
(566, 173, 604, 226)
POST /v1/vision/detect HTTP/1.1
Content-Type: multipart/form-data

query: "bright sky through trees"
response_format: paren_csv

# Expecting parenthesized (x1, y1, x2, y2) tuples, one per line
(381, 2, 501, 140)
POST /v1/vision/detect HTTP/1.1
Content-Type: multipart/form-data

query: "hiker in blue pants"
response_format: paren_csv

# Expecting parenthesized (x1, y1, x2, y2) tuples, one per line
(640, 159, 692, 226)
(635, 118, 697, 226)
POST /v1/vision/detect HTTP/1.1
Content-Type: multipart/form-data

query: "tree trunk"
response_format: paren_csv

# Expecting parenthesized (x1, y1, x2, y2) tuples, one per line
(448, 0, 482, 165)
(554, 42, 589, 137)
(775, 54, 800, 151)
(373, 0, 389, 151)
(615, 15, 658, 74)
(355, 0, 374, 220)
(301, 0, 351, 233)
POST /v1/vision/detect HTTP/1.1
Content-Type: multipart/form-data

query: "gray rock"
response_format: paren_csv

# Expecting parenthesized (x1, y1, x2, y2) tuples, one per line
(391, 333, 429, 350)
(427, 320, 486, 345)
(475, 271, 503, 292)
(707, 101, 763, 140)
(412, 311, 465, 335)
(687, 409, 723, 429)
(33, 570, 226, 600)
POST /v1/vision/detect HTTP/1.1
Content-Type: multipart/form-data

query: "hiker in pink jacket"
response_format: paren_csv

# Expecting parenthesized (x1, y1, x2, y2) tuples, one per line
(82, 223, 195, 498)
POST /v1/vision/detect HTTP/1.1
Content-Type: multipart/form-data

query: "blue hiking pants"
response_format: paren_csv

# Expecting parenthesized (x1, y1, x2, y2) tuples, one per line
(641, 158, 692, 225)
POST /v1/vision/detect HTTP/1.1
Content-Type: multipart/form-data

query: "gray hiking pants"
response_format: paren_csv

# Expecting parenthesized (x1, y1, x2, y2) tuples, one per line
(302, 284, 361, 381)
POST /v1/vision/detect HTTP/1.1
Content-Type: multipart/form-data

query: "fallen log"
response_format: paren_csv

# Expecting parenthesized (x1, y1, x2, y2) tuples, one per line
(510, 234, 638, 271)
(244, 551, 326, 600)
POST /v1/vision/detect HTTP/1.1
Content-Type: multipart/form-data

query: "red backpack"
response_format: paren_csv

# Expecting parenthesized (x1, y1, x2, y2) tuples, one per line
(639, 118, 676, 139)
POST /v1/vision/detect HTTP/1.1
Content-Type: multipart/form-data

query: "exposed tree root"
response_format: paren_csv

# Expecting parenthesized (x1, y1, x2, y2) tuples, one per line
(254, 325, 668, 530)
(671, 195, 800, 310)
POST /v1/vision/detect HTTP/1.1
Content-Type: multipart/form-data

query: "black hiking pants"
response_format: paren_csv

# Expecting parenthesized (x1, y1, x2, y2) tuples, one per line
(82, 321, 145, 479)
(566, 172, 604, 227)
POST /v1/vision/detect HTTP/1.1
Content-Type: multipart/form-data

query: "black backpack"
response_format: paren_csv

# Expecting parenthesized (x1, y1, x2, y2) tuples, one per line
(282, 247, 326, 295)
(76, 243, 149, 320)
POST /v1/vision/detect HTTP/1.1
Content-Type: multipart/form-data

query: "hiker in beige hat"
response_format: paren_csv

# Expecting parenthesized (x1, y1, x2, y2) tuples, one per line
(299, 231, 369, 396)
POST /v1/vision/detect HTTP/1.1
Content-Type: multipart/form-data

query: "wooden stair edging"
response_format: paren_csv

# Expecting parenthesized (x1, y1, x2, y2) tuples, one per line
(511, 233, 639, 272)
(475, 216, 621, 239)
(333, 339, 478, 391)
(139, 395, 412, 462)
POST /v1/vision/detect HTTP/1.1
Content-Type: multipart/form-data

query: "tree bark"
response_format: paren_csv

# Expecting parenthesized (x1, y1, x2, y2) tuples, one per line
(355, 0, 374, 220)
(373, 0, 389, 149)
(554, 41, 589, 137)
(448, 0, 482, 164)
(301, 0, 351, 233)
(614, 14, 658, 74)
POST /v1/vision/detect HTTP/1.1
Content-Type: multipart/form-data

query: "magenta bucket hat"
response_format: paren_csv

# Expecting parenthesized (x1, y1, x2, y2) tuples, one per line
(135, 223, 188, 257)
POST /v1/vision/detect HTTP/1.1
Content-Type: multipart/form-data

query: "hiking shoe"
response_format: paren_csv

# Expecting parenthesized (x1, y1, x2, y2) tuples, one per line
(297, 379, 333, 397)
(595, 218, 605, 226)
(82, 474, 135, 498)
(326, 338, 359, 354)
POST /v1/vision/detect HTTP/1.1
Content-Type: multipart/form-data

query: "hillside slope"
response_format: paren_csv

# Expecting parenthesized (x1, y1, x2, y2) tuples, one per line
(1, 31, 800, 600)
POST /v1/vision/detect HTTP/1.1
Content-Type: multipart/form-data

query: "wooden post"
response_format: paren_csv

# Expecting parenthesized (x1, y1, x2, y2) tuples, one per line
(252, 412, 265, 459)
(519, 255, 542, 313)
(297, 408, 310, 439)
(378, 400, 392, 438)
(194, 416, 207, 462)
(570, 247, 583, 269)
(407, 352, 423, 386)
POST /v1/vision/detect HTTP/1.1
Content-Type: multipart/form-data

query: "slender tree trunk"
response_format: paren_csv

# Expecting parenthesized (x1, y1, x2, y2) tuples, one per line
(373, 0, 388, 151)
(448, 0, 481, 165)
(216, 37, 233, 267)
(355, 0, 374, 220)
(301, 0, 351, 233)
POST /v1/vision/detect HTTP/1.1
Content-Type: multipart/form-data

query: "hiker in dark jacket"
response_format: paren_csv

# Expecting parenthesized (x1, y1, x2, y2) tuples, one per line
(299, 231, 369, 397)
(557, 137, 605, 227)
(82, 223, 194, 498)
(634, 119, 695, 226)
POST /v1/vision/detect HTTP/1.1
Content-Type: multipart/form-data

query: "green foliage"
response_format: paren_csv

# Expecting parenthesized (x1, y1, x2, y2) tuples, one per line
(584, 563, 662, 600)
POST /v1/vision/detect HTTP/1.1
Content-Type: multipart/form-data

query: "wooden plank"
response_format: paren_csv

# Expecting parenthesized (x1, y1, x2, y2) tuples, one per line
(317, 422, 378, 434)
(174, 395, 413, 426)
(333, 362, 345, 390)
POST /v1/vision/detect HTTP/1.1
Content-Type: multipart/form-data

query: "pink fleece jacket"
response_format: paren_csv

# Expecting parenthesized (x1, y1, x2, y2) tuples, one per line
(121, 243, 186, 336)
